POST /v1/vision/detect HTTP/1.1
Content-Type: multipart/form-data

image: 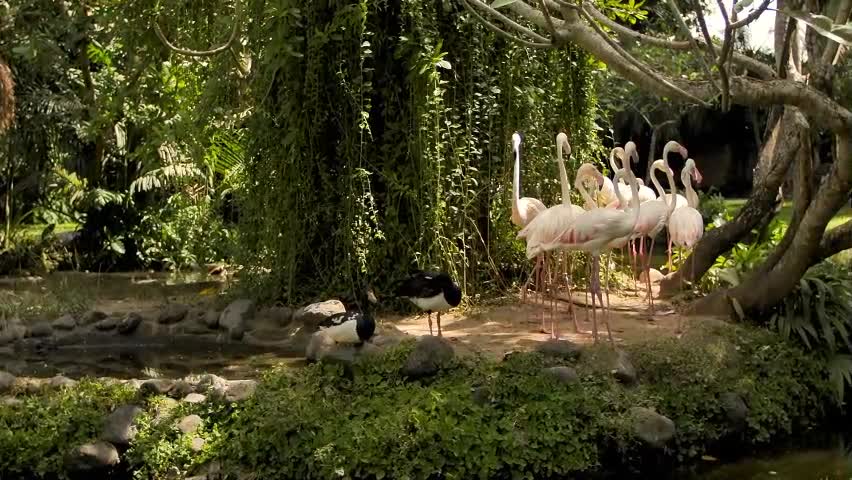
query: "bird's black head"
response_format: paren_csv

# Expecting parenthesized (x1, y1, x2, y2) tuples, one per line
(434, 272, 462, 307)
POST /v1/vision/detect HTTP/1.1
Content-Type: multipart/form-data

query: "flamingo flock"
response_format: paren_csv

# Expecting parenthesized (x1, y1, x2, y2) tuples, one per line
(511, 132, 705, 345)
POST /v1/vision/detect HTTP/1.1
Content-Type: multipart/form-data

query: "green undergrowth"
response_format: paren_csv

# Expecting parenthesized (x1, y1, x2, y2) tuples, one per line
(0, 322, 838, 480)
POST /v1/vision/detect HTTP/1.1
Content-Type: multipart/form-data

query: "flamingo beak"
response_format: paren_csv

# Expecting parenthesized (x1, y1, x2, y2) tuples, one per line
(367, 288, 378, 303)
(596, 173, 605, 186)
(679, 146, 688, 158)
(693, 168, 703, 185)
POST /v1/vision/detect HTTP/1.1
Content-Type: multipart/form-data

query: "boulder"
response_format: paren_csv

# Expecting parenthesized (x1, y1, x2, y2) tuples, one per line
(0, 371, 16, 393)
(139, 379, 175, 397)
(201, 310, 220, 329)
(254, 305, 294, 328)
(224, 380, 258, 403)
(66, 441, 120, 472)
(94, 317, 119, 331)
(79, 310, 108, 326)
(100, 404, 143, 445)
(544, 366, 580, 385)
(48, 375, 77, 390)
(177, 414, 203, 434)
(219, 299, 255, 338)
(305, 330, 337, 362)
(169, 380, 194, 399)
(294, 300, 346, 330)
(0, 325, 25, 345)
(196, 374, 229, 397)
(535, 339, 582, 361)
(611, 349, 637, 385)
(26, 322, 53, 338)
(401, 336, 455, 379)
(639, 268, 665, 285)
(720, 392, 748, 430)
(51, 314, 77, 331)
(182, 393, 207, 404)
(117, 312, 143, 335)
(629, 407, 676, 448)
(158, 304, 189, 325)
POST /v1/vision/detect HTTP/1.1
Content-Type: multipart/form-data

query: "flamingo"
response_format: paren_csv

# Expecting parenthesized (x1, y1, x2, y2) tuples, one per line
(518, 133, 585, 336)
(668, 158, 705, 307)
(659, 140, 689, 212)
(511, 132, 546, 227)
(543, 162, 641, 344)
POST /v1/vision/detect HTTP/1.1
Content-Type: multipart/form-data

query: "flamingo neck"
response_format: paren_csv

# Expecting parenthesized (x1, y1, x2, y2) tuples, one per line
(665, 167, 678, 216)
(682, 166, 699, 208)
(512, 143, 521, 207)
(574, 173, 597, 209)
(557, 141, 571, 207)
(609, 150, 624, 184)
(650, 163, 668, 207)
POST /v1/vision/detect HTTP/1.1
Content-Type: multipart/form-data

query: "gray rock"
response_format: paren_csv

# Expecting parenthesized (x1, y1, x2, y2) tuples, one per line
(48, 375, 77, 389)
(177, 414, 203, 434)
(79, 310, 108, 325)
(196, 374, 229, 397)
(52, 314, 77, 331)
(94, 317, 119, 331)
(101, 404, 143, 445)
(219, 299, 255, 338)
(305, 330, 337, 362)
(190, 437, 206, 452)
(169, 380, 194, 399)
(158, 304, 189, 324)
(612, 349, 637, 385)
(173, 322, 215, 335)
(720, 392, 748, 429)
(0, 325, 25, 345)
(183, 393, 207, 404)
(26, 322, 53, 338)
(0, 371, 16, 393)
(535, 339, 582, 361)
(202, 310, 220, 329)
(224, 380, 258, 402)
(544, 366, 580, 385)
(117, 312, 143, 334)
(140, 379, 175, 397)
(629, 407, 676, 448)
(66, 441, 120, 472)
(255, 305, 294, 327)
(401, 336, 455, 379)
(294, 300, 346, 330)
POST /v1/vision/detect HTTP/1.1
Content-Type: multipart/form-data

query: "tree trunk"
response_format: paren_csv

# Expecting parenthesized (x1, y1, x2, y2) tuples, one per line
(659, 108, 802, 296)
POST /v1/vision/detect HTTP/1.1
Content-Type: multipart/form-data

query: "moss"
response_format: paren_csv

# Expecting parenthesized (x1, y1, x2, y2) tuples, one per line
(0, 323, 837, 479)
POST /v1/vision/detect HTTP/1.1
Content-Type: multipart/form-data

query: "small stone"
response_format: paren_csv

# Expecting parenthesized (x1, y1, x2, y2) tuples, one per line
(0, 371, 16, 393)
(294, 300, 346, 330)
(178, 414, 203, 434)
(94, 317, 119, 331)
(52, 314, 77, 331)
(629, 407, 676, 448)
(544, 366, 580, 385)
(26, 322, 53, 338)
(224, 380, 258, 402)
(720, 392, 748, 430)
(219, 299, 255, 338)
(169, 380, 194, 399)
(535, 339, 583, 361)
(48, 375, 77, 389)
(158, 304, 189, 324)
(66, 441, 120, 472)
(401, 336, 455, 379)
(117, 312, 143, 334)
(183, 393, 207, 404)
(101, 405, 143, 445)
(79, 310, 108, 325)
(612, 349, 637, 385)
(202, 310, 220, 329)
(140, 379, 175, 397)
(190, 437, 206, 452)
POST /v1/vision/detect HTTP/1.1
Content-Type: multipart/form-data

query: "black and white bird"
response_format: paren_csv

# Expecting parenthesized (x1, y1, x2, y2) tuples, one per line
(396, 270, 462, 337)
(316, 288, 378, 345)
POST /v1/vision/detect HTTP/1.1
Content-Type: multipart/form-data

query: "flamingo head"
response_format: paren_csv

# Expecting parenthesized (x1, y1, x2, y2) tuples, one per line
(610, 146, 626, 167)
(664, 140, 688, 160)
(577, 163, 604, 186)
(636, 178, 645, 186)
(511, 132, 522, 151)
(686, 158, 703, 184)
(625, 141, 639, 164)
(556, 132, 571, 158)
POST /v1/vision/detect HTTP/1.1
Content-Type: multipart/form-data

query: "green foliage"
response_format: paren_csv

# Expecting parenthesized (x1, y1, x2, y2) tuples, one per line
(698, 188, 731, 228)
(0, 380, 135, 478)
(696, 218, 785, 292)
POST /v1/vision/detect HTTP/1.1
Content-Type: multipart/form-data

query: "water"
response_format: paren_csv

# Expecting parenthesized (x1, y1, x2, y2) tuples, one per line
(688, 443, 852, 480)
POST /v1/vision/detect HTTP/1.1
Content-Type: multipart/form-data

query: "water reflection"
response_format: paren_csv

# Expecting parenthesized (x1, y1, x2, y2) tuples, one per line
(686, 440, 852, 480)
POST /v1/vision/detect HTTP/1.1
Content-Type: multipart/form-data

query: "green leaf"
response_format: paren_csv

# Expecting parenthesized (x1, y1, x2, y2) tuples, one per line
(436, 59, 452, 70)
(110, 240, 126, 255)
(490, 0, 518, 8)
(734, 0, 755, 12)
(779, 9, 852, 46)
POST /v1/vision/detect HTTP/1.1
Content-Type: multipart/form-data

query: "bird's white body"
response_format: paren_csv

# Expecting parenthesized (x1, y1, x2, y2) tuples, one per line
(668, 158, 704, 249)
(410, 292, 453, 312)
(662, 193, 688, 211)
(637, 182, 657, 204)
(599, 177, 619, 207)
(320, 320, 361, 344)
(548, 189, 638, 255)
(511, 133, 546, 227)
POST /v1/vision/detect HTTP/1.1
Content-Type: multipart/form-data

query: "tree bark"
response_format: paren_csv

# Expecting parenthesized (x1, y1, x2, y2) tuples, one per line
(659, 108, 802, 296)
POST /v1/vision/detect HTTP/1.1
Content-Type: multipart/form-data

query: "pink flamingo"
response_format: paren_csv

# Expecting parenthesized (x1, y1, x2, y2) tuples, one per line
(668, 158, 705, 300)
(518, 132, 585, 337)
(544, 162, 641, 344)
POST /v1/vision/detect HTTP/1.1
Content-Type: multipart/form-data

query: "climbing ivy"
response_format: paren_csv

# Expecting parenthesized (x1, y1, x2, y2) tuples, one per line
(238, 0, 604, 303)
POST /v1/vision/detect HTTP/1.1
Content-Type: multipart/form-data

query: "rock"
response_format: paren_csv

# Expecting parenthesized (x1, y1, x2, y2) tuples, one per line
(201, 310, 220, 329)
(158, 304, 189, 324)
(52, 314, 77, 331)
(224, 380, 258, 402)
(140, 379, 175, 397)
(2, 396, 22, 406)
(294, 300, 346, 330)
(48, 375, 77, 389)
(117, 312, 143, 334)
(178, 414, 203, 434)
(219, 299, 255, 338)
(629, 407, 676, 448)
(66, 441, 120, 472)
(305, 330, 337, 362)
(0, 371, 16, 393)
(94, 317, 119, 331)
(639, 268, 665, 285)
(720, 392, 748, 430)
(611, 349, 637, 385)
(183, 393, 207, 404)
(170, 380, 194, 399)
(401, 336, 455, 379)
(255, 305, 294, 328)
(535, 339, 582, 361)
(0, 325, 25, 345)
(173, 322, 215, 335)
(544, 366, 580, 385)
(101, 405, 143, 445)
(190, 437, 206, 452)
(26, 322, 53, 338)
(196, 374, 229, 397)
(79, 310, 108, 325)
(151, 397, 179, 425)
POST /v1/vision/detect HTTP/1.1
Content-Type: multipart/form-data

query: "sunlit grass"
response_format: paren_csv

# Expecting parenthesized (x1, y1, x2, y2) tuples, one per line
(17, 222, 79, 239)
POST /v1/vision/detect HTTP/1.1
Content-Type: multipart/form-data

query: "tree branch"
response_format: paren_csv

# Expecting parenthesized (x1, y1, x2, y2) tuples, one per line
(153, 0, 242, 57)
(716, 0, 734, 110)
(667, 0, 720, 84)
(462, 0, 554, 48)
(731, 0, 773, 29)
(819, 219, 852, 260)
(467, 0, 552, 44)
(819, 0, 852, 67)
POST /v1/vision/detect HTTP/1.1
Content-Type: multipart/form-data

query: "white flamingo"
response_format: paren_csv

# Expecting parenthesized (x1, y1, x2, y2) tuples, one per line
(511, 132, 546, 227)
(668, 158, 705, 308)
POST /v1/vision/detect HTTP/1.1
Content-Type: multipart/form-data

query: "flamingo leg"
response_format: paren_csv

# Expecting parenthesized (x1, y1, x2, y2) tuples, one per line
(631, 239, 638, 295)
(646, 236, 656, 311)
(667, 231, 674, 273)
(590, 255, 601, 343)
(540, 252, 549, 333)
(604, 252, 611, 310)
(584, 255, 590, 324)
(599, 254, 614, 345)
(567, 253, 579, 333)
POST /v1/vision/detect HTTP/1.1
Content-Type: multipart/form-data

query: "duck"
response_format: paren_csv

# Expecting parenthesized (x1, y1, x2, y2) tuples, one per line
(316, 287, 378, 345)
(396, 270, 462, 337)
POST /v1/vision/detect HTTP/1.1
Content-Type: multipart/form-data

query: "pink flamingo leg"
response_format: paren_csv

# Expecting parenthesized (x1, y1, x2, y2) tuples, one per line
(588, 257, 598, 343)
(645, 237, 656, 310)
